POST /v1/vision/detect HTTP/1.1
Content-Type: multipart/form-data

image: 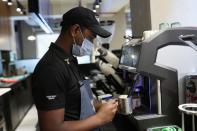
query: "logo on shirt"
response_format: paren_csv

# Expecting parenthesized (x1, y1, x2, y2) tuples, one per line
(95, 15, 100, 22)
(64, 59, 70, 64)
(46, 95, 57, 100)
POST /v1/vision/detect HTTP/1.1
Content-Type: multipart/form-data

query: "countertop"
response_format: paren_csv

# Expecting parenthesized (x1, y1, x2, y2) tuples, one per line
(0, 88, 11, 96)
(0, 74, 30, 96)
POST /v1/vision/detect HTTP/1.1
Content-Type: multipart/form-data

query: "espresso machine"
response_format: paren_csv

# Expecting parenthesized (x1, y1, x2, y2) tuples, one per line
(115, 27, 197, 131)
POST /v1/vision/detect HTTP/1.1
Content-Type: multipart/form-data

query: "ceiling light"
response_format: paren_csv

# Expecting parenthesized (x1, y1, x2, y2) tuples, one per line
(2, 0, 8, 2)
(27, 35, 36, 41)
(95, 0, 100, 9)
(95, 4, 99, 9)
(93, 6, 96, 13)
(7, 0, 13, 6)
(20, 11, 23, 14)
(16, 7, 21, 12)
(16, 1, 26, 15)
(19, 10, 26, 15)
(16, 1, 22, 12)
(7, 2, 13, 5)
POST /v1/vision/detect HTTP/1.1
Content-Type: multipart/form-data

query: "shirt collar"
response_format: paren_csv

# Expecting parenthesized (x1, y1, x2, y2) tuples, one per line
(49, 43, 78, 64)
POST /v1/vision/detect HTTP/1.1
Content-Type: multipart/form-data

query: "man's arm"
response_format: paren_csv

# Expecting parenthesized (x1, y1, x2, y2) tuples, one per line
(38, 100, 118, 131)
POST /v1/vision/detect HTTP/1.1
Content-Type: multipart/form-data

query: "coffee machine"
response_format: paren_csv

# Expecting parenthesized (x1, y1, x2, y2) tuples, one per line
(115, 27, 197, 131)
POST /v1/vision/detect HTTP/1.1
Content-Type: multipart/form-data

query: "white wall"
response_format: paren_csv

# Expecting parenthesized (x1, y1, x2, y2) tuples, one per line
(151, 0, 197, 104)
(156, 45, 197, 104)
(36, 33, 59, 58)
(150, 0, 197, 29)
(100, 7, 127, 50)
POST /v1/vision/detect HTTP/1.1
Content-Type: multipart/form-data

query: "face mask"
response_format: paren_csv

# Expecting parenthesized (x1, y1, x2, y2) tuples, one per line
(72, 28, 94, 56)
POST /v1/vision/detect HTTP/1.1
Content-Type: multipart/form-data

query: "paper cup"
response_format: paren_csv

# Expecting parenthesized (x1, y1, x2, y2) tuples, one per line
(118, 95, 132, 115)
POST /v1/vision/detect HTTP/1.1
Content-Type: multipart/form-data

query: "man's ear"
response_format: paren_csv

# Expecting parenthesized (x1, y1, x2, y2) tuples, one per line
(70, 24, 80, 37)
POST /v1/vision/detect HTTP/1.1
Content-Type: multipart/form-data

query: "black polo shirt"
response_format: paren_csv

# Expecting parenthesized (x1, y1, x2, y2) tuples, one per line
(32, 43, 81, 121)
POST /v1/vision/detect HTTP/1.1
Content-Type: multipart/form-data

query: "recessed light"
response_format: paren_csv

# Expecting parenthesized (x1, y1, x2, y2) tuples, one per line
(7, 0, 13, 6)
(95, 4, 99, 9)
(27, 35, 36, 41)
(16, 7, 21, 12)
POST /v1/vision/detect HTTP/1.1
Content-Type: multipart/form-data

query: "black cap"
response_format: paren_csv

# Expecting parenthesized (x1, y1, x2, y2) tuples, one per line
(60, 7, 111, 38)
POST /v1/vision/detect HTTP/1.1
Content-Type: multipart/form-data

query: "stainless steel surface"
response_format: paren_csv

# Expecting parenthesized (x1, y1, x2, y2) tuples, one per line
(157, 79, 162, 115)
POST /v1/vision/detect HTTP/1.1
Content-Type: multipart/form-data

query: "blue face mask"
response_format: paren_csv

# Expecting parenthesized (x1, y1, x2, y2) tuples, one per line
(72, 28, 94, 56)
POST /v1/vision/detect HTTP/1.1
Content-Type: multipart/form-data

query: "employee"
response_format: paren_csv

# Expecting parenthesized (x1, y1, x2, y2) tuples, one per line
(32, 7, 118, 131)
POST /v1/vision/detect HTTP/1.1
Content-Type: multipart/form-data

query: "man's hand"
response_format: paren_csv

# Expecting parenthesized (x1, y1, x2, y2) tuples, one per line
(95, 99, 118, 125)
(93, 100, 103, 112)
